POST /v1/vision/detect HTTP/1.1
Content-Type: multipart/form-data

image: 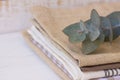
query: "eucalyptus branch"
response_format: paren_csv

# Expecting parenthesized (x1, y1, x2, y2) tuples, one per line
(63, 9, 120, 54)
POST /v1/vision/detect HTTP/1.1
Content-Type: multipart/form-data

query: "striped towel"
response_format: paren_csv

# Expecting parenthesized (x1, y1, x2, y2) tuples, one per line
(93, 76, 120, 80)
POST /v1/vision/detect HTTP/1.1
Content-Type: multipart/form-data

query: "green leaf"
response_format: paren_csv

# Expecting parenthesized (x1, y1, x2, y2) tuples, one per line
(86, 9, 101, 41)
(69, 33, 86, 43)
(91, 9, 100, 28)
(101, 17, 113, 42)
(88, 23, 100, 41)
(63, 22, 86, 43)
(107, 12, 120, 41)
(107, 11, 120, 27)
(82, 33, 105, 54)
(80, 20, 88, 34)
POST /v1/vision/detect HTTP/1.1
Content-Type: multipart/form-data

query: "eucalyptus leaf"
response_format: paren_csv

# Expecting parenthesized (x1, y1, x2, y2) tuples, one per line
(63, 22, 86, 43)
(107, 11, 120, 40)
(107, 11, 120, 27)
(100, 17, 113, 42)
(87, 23, 100, 41)
(69, 33, 86, 43)
(80, 20, 88, 34)
(85, 9, 101, 41)
(91, 9, 100, 28)
(82, 33, 105, 54)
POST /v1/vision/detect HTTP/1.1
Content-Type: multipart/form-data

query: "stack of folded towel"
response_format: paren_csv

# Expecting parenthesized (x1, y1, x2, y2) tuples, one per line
(23, 2, 120, 80)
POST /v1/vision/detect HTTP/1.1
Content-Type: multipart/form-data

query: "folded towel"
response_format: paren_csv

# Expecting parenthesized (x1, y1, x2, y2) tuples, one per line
(22, 30, 82, 80)
(22, 27, 120, 80)
(32, 19, 120, 72)
(92, 76, 120, 80)
(81, 63, 120, 72)
(30, 2, 120, 67)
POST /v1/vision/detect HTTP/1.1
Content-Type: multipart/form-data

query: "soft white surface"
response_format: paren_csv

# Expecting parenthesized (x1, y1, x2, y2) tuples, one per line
(0, 32, 61, 80)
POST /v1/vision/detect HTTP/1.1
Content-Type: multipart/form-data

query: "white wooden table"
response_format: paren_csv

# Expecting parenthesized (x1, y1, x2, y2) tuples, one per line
(0, 32, 61, 80)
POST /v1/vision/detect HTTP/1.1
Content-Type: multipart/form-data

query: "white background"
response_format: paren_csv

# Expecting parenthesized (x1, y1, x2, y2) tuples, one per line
(0, 32, 61, 80)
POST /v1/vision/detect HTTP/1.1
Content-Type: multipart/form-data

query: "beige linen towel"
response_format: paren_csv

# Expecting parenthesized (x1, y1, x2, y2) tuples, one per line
(30, 2, 120, 67)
